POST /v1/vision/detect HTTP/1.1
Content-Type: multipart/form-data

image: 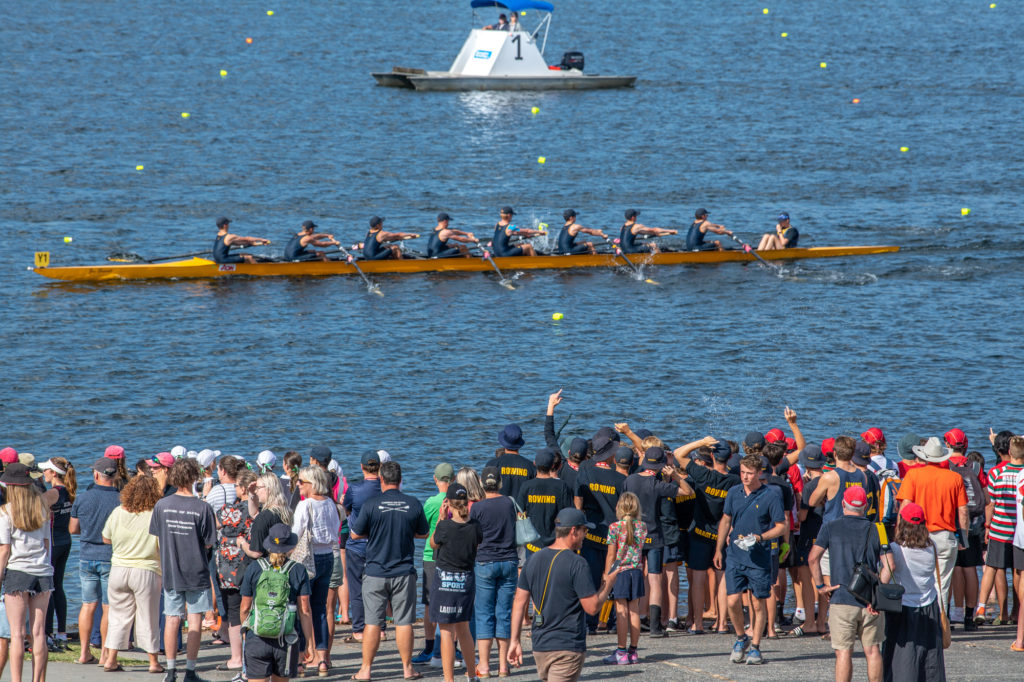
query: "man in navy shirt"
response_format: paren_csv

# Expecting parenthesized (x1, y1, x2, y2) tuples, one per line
(714, 454, 786, 666)
(70, 457, 123, 665)
(342, 450, 382, 640)
(349, 461, 429, 681)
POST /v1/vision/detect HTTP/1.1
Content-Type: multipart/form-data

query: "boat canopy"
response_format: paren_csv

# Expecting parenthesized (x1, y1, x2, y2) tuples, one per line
(470, 0, 554, 13)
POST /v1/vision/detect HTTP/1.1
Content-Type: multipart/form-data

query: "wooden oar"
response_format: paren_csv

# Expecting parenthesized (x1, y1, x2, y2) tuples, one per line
(603, 237, 659, 285)
(728, 234, 781, 272)
(472, 243, 515, 290)
(336, 245, 384, 296)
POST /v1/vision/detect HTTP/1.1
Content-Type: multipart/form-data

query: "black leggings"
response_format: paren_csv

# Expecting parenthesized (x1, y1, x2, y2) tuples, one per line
(47, 543, 71, 634)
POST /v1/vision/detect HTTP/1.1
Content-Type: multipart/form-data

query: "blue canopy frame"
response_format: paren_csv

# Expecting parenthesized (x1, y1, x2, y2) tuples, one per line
(470, 0, 554, 13)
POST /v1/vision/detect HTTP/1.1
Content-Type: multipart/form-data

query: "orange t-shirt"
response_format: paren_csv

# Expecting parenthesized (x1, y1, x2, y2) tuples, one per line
(896, 463, 967, 532)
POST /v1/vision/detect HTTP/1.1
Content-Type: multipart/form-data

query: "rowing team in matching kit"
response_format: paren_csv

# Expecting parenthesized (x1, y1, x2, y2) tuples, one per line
(211, 208, 800, 265)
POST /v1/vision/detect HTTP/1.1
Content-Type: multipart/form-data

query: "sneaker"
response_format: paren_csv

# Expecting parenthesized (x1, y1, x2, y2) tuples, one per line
(183, 671, 209, 682)
(730, 636, 750, 664)
(665, 619, 679, 633)
(412, 650, 435, 664)
(964, 618, 979, 632)
(429, 657, 443, 669)
(163, 671, 177, 682)
(627, 648, 639, 664)
(974, 605, 987, 624)
(745, 647, 763, 665)
(602, 649, 630, 665)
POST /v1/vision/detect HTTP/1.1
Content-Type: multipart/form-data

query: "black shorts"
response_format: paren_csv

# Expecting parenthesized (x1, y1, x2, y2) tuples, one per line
(245, 633, 299, 679)
(1014, 546, 1024, 572)
(986, 538, 1015, 569)
(792, 535, 814, 568)
(2, 569, 53, 596)
(664, 542, 684, 565)
(687, 535, 717, 571)
(494, 246, 524, 258)
(221, 588, 242, 627)
(956, 533, 984, 568)
(421, 560, 435, 606)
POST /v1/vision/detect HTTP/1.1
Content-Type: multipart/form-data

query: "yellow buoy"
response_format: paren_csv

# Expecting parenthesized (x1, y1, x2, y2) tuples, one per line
(531, 106, 539, 115)
(219, 69, 228, 77)
(900, 146, 909, 152)
(989, 3, 996, 7)
(552, 313, 564, 321)
(520, 10, 526, 15)
(135, 165, 144, 171)
(820, 62, 827, 68)
(780, 32, 788, 37)
(763, 8, 769, 14)
(267, 10, 274, 16)
(537, 156, 546, 164)
(63, 236, 73, 244)
(961, 208, 971, 216)
(181, 112, 190, 118)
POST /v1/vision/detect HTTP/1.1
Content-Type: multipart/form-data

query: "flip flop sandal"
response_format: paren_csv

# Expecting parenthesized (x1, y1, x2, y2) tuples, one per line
(77, 656, 98, 665)
(104, 665, 125, 672)
(343, 635, 363, 644)
(403, 673, 423, 681)
(1011, 643, 1024, 652)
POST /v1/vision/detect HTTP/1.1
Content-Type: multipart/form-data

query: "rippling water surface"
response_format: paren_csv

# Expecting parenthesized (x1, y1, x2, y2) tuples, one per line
(2, 0, 1022, 606)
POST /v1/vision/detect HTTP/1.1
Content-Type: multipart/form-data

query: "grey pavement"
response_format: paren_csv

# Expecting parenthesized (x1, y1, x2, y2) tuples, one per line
(5, 623, 1021, 682)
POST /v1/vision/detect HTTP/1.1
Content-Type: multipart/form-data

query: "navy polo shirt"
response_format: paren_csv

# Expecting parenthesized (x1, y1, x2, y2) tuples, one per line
(723, 483, 784, 569)
(70, 484, 122, 562)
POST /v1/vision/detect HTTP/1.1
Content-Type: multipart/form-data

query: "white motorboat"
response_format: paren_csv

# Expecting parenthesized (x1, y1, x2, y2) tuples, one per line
(372, 0, 637, 91)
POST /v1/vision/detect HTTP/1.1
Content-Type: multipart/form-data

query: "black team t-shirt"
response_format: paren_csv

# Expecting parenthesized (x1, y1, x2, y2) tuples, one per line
(622, 473, 680, 548)
(574, 461, 625, 549)
(516, 477, 574, 546)
(433, 519, 483, 572)
(484, 452, 537, 500)
(518, 547, 596, 652)
(685, 461, 740, 543)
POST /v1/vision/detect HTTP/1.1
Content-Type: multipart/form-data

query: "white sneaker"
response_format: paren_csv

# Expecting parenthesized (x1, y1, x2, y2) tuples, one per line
(793, 608, 806, 621)
(429, 657, 464, 670)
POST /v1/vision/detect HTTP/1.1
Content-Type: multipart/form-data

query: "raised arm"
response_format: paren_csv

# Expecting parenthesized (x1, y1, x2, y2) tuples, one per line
(614, 422, 644, 452)
(673, 436, 718, 467)
(545, 389, 562, 449)
(785, 406, 806, 454)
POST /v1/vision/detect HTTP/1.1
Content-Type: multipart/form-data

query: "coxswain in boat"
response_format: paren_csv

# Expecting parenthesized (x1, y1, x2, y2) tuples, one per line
(685, 208, 733, 251)
(491, 206, 544, 257)
(284, 220, 339, 262)
(557, 209, 607, 255)
(213, 217, 270, 264)
(757, 212, 799, 250)
(363, 216, 419, 260)
(484, 13, 510, 30)
(619, 209, 677, 254)
(426, 212, 479, 258)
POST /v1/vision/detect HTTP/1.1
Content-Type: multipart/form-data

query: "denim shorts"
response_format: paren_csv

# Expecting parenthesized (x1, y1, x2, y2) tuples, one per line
(163, 588, 213, 617)
(0, 595, 10, 639)
(80, 560, 112, 605)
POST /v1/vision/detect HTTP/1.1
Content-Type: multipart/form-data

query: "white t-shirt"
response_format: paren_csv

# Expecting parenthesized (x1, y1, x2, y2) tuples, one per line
(890, 543, 938, 607)
(292, 497, 341, 554)
(0, 508, 53, 576)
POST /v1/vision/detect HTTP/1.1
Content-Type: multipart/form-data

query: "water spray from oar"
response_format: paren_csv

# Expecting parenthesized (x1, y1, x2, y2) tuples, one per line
(337, 244, 384, 296)
(472, 243, 516, 290)
(728, 234, 782, 273)
(602, 237, 659, 285)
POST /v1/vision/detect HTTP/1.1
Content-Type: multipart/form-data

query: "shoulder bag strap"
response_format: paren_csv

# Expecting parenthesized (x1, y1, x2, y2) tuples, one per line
(536, 549, 567, 618)
(876, 523, 898, 584)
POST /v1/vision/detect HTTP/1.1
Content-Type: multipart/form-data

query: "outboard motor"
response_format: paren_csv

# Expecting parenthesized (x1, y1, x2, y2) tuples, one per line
(559, 51, 584, 71)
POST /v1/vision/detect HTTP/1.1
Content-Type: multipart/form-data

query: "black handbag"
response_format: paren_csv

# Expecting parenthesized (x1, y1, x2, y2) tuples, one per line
(873, 551, 905, 613)
(848, 562, 879, 607)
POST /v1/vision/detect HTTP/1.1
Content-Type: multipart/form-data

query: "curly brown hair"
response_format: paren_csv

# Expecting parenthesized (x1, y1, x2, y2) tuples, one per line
(120, 474, 162, 513)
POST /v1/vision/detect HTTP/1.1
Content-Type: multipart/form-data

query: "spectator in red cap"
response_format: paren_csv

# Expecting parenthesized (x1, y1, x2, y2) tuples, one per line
(861, 428, 895, 473)
(103, 445, 130, 491)
(944, 428, 968, 453)
(821, 438, 836, 469)
(879, 502, 946, 680)
(0, 447, 18, 465)
(809, 486, 890, 682)
(145, 451, 177, 497)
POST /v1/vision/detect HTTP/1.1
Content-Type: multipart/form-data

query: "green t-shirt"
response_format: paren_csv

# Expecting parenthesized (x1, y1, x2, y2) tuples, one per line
(422, 491, 445, 562)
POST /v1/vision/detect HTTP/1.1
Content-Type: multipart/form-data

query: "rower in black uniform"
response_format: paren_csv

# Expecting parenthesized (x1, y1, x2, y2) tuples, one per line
(491, 206, 544, 257)
(362, 216, 419, 260)
(284, 220, 339, 262)
(757, 212, 799, 250)
(618, 209, 677, 254)
(426, 213, 479, 258)
(213, 217, 270, 264)
(557, 209, 607, 255)
(685, 208, 733, 251)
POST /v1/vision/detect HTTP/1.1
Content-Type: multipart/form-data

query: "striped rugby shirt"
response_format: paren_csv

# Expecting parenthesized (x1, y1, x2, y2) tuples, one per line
(985, 462, 1023, 543)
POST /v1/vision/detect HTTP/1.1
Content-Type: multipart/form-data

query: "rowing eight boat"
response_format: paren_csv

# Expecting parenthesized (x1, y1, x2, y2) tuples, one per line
(32, 246, 900, 283)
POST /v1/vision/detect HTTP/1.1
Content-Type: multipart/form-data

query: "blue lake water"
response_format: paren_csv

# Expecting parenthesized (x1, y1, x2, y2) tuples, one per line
(1, 0, 1021, 610)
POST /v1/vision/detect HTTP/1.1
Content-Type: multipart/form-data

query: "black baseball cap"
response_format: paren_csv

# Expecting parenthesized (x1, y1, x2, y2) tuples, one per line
(369, 216, 383, 228)
(311, 445, 332, 465)
(446, 483, 469, 501)
(613, 446, 635, 466)
(744, 432, 767, 449)
(437, 212, 451, 222)
(535, 446, 558, 469)
(852, 441, 872, 467)
(482, 466, 500, 487)
(563, 209, 577, 220)
(642, 446, 667, 470)
(554, 507, 595, 529)
(799, 444, 825, 470)
(301, 220, 317, 229)
(624, 209, 639, 220)
(695, 208, 709, 218)
(500, 206, 515, 215)
(711, 441, 732, 462)
(360, 449, 380, 466)
(216, 217, 231, 228)
(92, 457, 118, 477)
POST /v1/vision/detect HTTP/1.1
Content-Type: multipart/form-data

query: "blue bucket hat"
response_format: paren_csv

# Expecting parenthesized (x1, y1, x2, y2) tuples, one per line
(498, 424, 525, 451)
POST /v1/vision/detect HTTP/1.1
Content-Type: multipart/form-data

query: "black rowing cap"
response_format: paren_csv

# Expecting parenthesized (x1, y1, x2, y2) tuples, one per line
(216, 217, 231, 228)
(563, 209, 577, 220)
(624, 209, 639, 220)
(369, 216, 383, 228)
(437, 212, 451, 223)
(500, 206, 516, 216)
(301, 220, 317, 229)
(695, 208, 709, 218)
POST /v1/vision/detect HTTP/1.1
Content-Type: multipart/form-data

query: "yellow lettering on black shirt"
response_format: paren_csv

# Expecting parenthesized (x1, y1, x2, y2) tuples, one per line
(527, 495, 557, 505)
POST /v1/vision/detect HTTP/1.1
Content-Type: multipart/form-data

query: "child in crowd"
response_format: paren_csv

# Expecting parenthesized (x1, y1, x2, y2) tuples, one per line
(604, 492, 647, 665)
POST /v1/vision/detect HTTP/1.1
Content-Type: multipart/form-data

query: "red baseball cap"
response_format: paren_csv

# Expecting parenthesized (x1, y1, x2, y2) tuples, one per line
(899, 502, 926, 525)
(0, 447, 18, 464)
(146, 452, 175, 468)
(861, 427, 885, 445)
(944, 428, 968, 449)
(785, 437, 797, 452)
(765, 428, 786, 444)
(821, 437, 836, 456)
(843, 486, 867, 508)
(104, 445, 125, 460)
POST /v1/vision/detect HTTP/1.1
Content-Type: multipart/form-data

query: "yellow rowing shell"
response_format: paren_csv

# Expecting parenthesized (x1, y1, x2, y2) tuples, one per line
(32, 245, 900, 283)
